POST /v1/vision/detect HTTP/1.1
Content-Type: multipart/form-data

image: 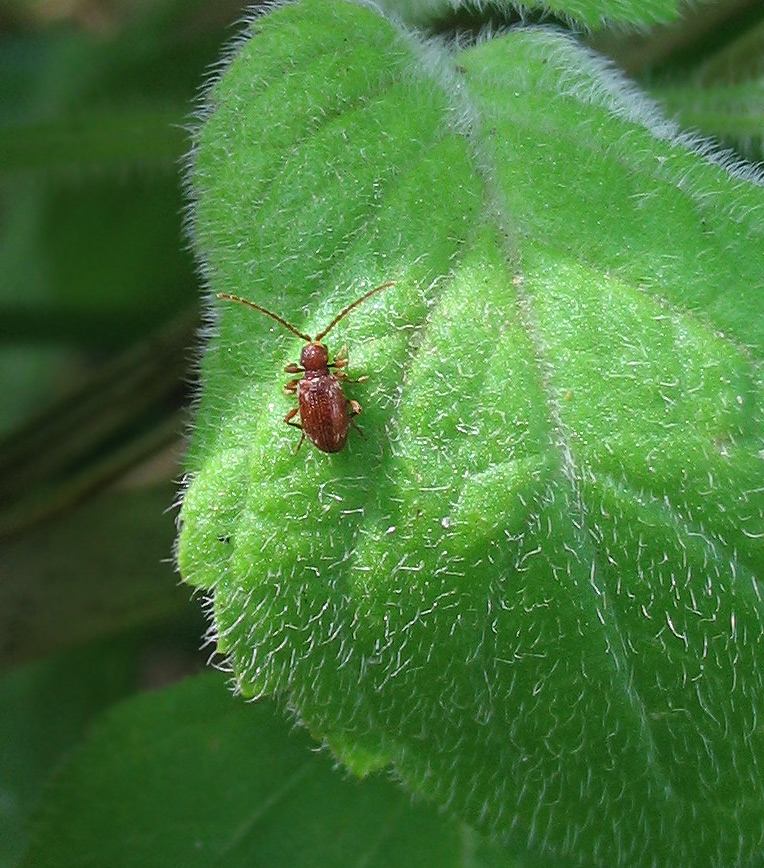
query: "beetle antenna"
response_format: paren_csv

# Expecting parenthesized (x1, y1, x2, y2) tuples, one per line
(217, 293, 312, 342)
(314, 281, 396, 341)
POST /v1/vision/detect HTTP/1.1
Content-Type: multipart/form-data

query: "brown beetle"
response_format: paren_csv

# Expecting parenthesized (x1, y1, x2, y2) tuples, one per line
(217, 281, 395, 453)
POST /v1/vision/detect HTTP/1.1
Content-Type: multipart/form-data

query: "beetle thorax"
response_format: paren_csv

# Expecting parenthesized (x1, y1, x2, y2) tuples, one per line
(300, 342, 329, 371)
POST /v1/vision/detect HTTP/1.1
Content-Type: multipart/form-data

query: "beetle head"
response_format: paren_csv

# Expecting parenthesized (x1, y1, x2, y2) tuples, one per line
(300, 342, 329, 371)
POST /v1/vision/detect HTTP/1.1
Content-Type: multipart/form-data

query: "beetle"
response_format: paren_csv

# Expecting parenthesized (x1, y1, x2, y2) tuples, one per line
(217, 281, 395, 453)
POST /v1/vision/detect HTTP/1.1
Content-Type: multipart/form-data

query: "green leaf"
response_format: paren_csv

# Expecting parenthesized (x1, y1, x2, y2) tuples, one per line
(641, 16, 764, 164)
(20, 672, 528, 868)
(671, 17, 764, 86)
(178, 2, 764, 866)
(651, 80, 764, 162)
(0, 640, 142, 868)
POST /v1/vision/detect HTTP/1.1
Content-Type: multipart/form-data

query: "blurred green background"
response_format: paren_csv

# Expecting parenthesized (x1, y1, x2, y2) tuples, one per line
(0, 3, 252, 862)
(1, 0, 256, 678)
(0, 0, 761, 865)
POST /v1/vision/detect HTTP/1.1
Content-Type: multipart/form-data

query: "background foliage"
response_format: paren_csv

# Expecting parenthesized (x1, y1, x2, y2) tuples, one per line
(1, 1, 762, 867)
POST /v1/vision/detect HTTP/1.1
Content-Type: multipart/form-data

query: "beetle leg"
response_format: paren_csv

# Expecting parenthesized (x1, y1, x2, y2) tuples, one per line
(330, 345, 348, 368)
(284, 362, 303, 374)
(348, 400, 365, 439)
(284, 378, 300, 393)
(331, 347, 367, 382)
(336, 373, 368, 384)
(284, 407, 302, 428)
(284, 409, 305, 451)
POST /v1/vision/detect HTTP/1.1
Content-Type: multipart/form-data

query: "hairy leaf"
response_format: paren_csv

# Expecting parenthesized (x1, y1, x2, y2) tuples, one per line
(178, 3, 764, 866)
(372, 0, 685, 29)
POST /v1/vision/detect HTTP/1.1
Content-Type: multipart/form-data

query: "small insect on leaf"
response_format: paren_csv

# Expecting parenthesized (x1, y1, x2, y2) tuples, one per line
(217, 282, 396, 453)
